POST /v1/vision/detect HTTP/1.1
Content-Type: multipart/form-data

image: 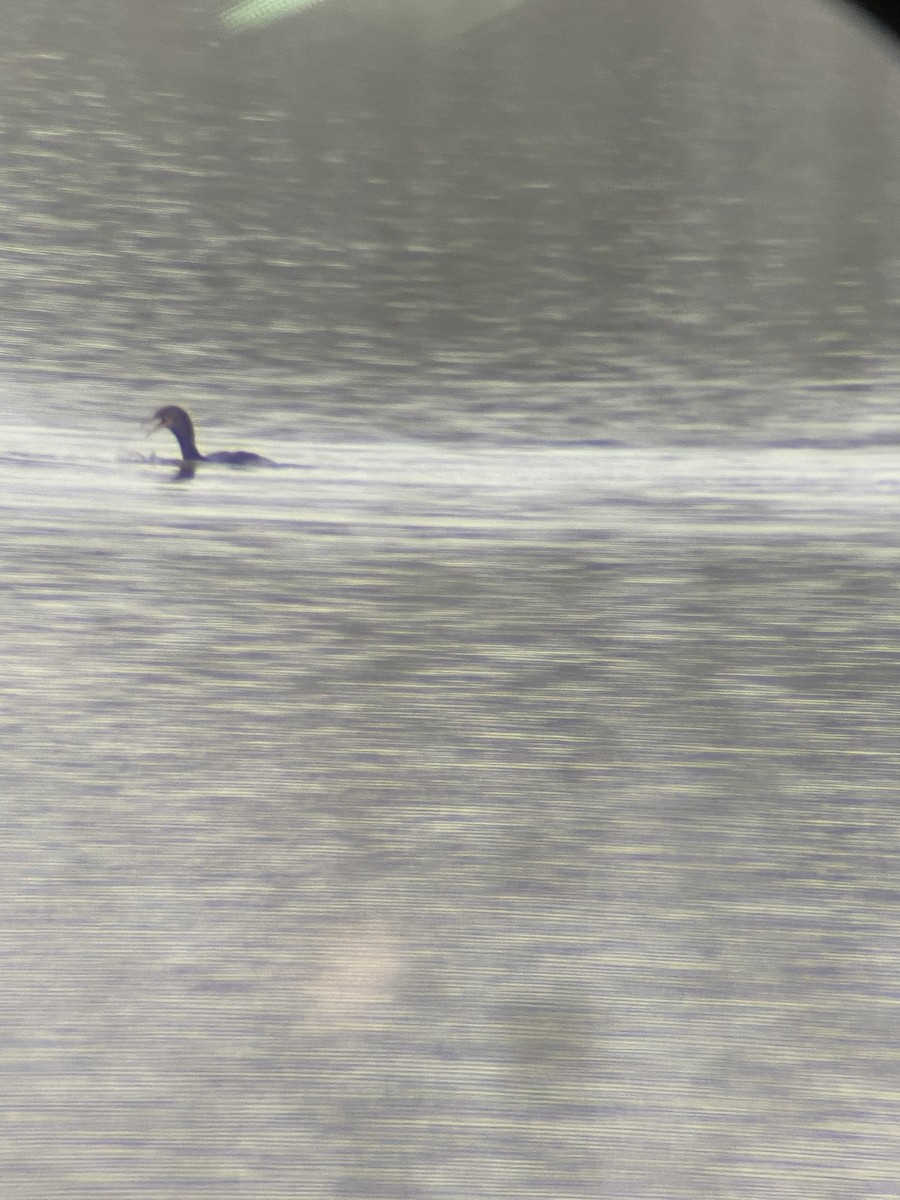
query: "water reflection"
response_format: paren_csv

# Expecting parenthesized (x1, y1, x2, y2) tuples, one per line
(2, 1, 899, 393)
(3, 442, 900, 1194)
(4, 0, 900, 1193)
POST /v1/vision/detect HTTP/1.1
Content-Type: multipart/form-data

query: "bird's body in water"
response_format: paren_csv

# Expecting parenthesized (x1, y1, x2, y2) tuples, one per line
(150, 406, 271, 467)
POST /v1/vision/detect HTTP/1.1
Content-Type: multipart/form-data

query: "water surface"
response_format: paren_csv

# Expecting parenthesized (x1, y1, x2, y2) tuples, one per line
(4, 0, 900, 1194)
(4, 421, 900, 1197)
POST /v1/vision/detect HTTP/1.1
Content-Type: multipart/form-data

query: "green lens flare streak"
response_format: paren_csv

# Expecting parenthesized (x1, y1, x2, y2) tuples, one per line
(221, 0, 526, 38)
(221, 0, 326, 33)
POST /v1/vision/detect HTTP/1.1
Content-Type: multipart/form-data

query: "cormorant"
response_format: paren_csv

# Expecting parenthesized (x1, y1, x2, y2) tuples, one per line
(150, 406, 271, 466)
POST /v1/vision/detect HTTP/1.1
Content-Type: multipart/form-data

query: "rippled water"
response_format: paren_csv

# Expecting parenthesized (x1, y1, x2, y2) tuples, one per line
(4, 0, 900, 1195)
(4, 408, 900, 1197)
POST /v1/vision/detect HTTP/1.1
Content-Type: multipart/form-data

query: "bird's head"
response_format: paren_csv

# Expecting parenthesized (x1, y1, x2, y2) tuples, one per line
(151, 406, 184, 432)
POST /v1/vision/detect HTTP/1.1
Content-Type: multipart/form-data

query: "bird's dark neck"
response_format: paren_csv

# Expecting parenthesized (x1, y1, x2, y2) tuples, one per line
(172, 427, 203, 461)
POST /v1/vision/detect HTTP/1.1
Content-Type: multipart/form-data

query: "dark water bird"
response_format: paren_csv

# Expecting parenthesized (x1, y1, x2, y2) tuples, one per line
(150, 405, 271, 467)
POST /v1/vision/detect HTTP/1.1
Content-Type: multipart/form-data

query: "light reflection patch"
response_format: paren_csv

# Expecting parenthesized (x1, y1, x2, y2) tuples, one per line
(221, 0, 326, 34)
(221, 0, 528, 39)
